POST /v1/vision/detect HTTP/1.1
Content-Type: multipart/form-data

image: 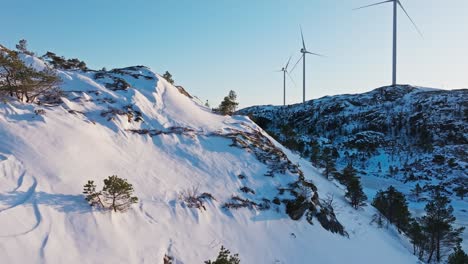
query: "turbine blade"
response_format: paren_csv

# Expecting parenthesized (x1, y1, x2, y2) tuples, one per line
(353, 0, 393, 11)
(300, 26, 306, 50)
(285, 56, 292, 70)
(286, 71, 297, 87)
(305, 51, 326, 57)
(290, 55, 303, 74)
(398, 1, 423, 37)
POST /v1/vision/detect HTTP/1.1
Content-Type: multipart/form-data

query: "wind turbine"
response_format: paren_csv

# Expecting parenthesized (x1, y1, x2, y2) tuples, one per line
(291, 27, 324, 103)
(354, 0, 422, 87)
(278, 56, 292, 106)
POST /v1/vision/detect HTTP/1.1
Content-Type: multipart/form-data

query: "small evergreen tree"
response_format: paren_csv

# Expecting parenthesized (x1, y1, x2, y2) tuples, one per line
(340, 163, 357, 186)
(447, 245, 468, 264)
(102, 175, 139, 212)
(15, 39, 34, 55)
(309, 141, 320, 165)
(422, 191, 464, 263)
(408, 219, 426, 258)
(372, 186, 411, 232)
(345, 176, 367, 209)
(320, 147, 336, 179)
(83, 180, 103, 207)
(162, 71, 174, 84)
(217, 90, 239, 115)
(0, 49, 60, 102)
(204, 246, 240, 264)
(453, 185, 467, 200)
(83, 176, 138, 212)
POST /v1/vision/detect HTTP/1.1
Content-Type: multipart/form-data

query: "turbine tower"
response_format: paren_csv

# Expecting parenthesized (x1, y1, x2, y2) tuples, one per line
(278, 57, 292, 106)
(291, 27, 324, 103)
(355, 0, 422, 87)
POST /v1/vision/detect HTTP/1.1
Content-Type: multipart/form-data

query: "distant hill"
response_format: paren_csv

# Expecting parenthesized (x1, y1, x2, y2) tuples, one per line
(239, 85, 468, 249)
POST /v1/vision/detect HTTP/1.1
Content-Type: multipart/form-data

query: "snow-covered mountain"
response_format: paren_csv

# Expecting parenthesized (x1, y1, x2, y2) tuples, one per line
(0, 50, 420, 263)
(238, 85, 468, 251)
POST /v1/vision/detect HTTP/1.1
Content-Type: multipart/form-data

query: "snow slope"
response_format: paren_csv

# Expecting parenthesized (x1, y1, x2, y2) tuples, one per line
(0, 54, 419, 263)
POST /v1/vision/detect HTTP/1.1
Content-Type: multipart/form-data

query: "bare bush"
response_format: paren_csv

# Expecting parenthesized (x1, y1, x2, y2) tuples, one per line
(179, 186, 215, 211)
(240, 186, 255, 194)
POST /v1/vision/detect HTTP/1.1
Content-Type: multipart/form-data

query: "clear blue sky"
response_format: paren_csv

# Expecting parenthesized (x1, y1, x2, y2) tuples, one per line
(2, 0, 467, 108)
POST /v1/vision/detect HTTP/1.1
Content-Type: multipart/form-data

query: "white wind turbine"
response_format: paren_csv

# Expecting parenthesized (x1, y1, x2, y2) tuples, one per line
(291, 27, 324, 103)
(354, 0, 423, 87)
(277, 56, 293, 106)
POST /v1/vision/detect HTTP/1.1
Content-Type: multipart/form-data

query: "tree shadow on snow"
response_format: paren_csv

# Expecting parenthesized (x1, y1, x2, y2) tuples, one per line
(0, 191, 91, 214)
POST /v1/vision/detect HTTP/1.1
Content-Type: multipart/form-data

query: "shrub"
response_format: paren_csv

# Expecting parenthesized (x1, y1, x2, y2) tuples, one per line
(41, 51, 87, 70)
(83, 175, 138, 212)
(162, 71, 174, 84)
(432, 154, 445, 165)
(163, 254, 174, 264)
(179, 186, 215, 211)
(204, 246, 240, 264)
(216, 90, 239, 116)
(239, 186, 255, 194)
(223, 196, 271, 211)
(34, 109, 46, 115)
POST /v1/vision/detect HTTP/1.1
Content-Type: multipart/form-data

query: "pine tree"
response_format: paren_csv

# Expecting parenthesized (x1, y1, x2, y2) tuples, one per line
(83, 176, 138, 212)
(309, 141, 320, 165)
(102, 175, 139, 212)
(372, 186, 411, 232)
(447, 245, 468, 264)
(0, 50, 60, 102)
(453, 185, 467, 200)
(340, 163, 357, 186)
(320, 147, 336, 179)
(345, 176, 367, 209)
(204, 246, 240, 264)
(422, 191, 464, 263)
(83, 180, 104, 207)
(408, 219, 425, 258)
(162, 71, 174, 84)
(217, 90, 239, 115)
(15, 39, 34, 55)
